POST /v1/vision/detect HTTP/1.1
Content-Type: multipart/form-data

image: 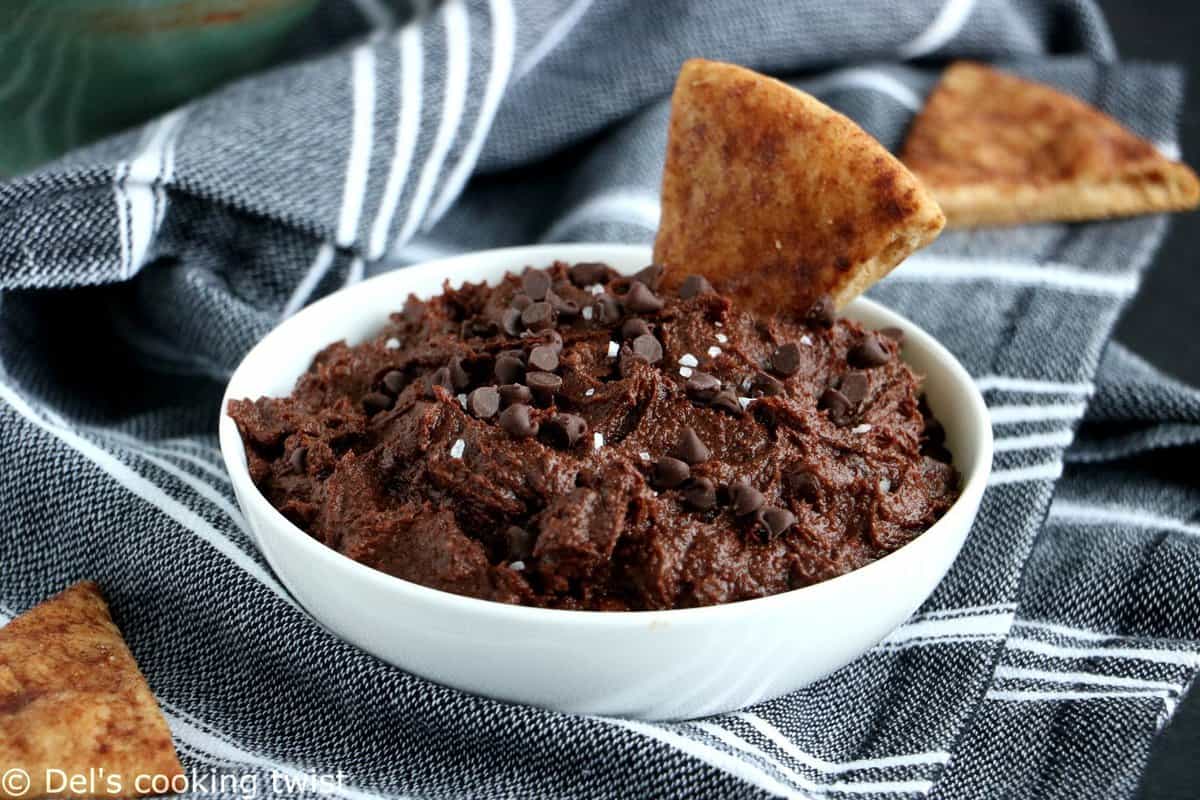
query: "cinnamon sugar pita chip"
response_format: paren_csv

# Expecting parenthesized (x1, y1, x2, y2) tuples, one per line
(0, 581, 183, 799)
(901, 61, 1200, 228)
(653, 59, 945, 313)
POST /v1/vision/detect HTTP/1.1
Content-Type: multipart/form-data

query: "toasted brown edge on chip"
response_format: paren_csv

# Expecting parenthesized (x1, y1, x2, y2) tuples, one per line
(901, 61, 1200, 228)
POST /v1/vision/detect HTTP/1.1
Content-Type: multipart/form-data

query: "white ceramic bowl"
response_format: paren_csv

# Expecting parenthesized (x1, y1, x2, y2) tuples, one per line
(220, 243, 992, 720)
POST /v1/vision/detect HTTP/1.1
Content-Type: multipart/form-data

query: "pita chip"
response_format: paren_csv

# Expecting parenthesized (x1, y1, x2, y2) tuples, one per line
(653, 59, 945, 313)
(0, 581, 183, 799)
(901, 61, 1200, 228)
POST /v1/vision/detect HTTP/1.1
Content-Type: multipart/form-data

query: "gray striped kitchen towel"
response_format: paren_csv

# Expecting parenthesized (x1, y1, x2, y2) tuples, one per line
(1, 1, 1198, 798)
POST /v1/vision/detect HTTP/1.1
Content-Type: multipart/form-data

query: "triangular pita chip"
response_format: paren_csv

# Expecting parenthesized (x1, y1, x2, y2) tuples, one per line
(654, 59, 945, 313)
(901, 61, 1200, 228)
(0, 581, 183, 799)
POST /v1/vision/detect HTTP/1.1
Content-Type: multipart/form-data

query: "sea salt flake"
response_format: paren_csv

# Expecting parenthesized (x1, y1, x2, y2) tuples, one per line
(639, 451, 651, 461)
(510, 560, 526, 572)
(716, 333, 728, 344)
(456, 393, 468, 409)
(607, 341, 620, 358)
(589, 283, 606, 295)
(741, 377, 752, 391)
(715, 321, 724, 328)
(879, 478, 892, 493)
(585, 388, 596, 397)
(679, 353, 699, 367)
(707, 346, 722, 358)
(800, 335, 813, 346)
(738, 396, 752, 410)
(852, 424, 873, 434)
(450, 439, 466, 459)
(679, 366, 694, 378)
(582, 306, 594, 320)
(593, 432, 605, 450)
(385, 337, 401, 350)
(774, 239, 782, 250)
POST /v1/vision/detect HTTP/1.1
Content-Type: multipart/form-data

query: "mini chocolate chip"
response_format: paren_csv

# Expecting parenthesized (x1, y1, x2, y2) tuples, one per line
(683, 477, 717, 511)
(521, 301, 555, 331)
(499, 383, 532, 407)
(569, 261, 611, 287)
(653, 457, 690, 489)
(806, 295, 835, 328)
(382, 369, 406, 395)
(288, 446, 307, 474)
(624, 281, 664, 314)
(819, 387, 854, 426)
(849, 336, 890, 368)
(499, 404, 538, 438)
(770, 343, 802, 376)
(522, 269, 552, 301)
(362, 391, 395, 415)
(546, 289, 580, 318)
(526, 371, 563, 403)
(505, 525, 535, 560)
(463, 318, 497, 338)
(880, 326, 905, 342)
(787, 468, 820, 504)
(631, 333, 663, 364)
(468, 386, 500, 419)
(428, 367, 454, 391)
(402, 296, 425, 325)
(633, 263, 664, 289)
(511, 293, 532, 311)
(751, 372, 784, 397)
(730, 481, 766, 516)
(672, 427, 711, 465)
(502, 307, 523, 336)
(495, 355, 525, 385)
(679, 274, 714, 299)
(543, 413, 588, 448)
(840, 371, 869, 406)
(528, 345, 559, 373)
(541, 330, 564, 352)
(621, 318, 651, 340)
(711, 388, 744, 416)
(595, 294, 622, 324)
(759, 506, 796, 540)
(449, 356, 471, 391)
(686, 371, 722, 403)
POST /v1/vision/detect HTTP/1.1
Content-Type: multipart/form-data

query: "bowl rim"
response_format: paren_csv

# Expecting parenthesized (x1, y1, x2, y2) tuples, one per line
(220, 242, 993, 628)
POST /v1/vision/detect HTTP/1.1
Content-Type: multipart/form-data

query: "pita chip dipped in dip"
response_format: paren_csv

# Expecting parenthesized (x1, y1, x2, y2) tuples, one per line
(654, 58, 945, 313)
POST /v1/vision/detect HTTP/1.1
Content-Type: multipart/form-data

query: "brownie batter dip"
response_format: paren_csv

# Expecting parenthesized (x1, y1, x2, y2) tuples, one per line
(229, 262, 959, 611)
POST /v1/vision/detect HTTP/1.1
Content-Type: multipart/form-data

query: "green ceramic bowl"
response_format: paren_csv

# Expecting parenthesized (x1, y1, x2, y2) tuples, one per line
(0, 0, 317, 176)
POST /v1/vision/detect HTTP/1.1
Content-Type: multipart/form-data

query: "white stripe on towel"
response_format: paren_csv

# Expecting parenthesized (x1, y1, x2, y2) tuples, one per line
(1049, 500, 1200, 539)
(988, 461, 1064, 485)
(427, 0, 516, 226)
(890, 256, 1139, 296)
(898, 0, 976, 59)
(395, 0, 470, 245)
(802, 67, 922, 111)
(0, 381, 295, 609)
(368, 22, 425, 260)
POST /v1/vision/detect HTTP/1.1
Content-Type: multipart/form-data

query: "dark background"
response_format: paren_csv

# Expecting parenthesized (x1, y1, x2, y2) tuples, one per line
(1095, 2, 1200, 798)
